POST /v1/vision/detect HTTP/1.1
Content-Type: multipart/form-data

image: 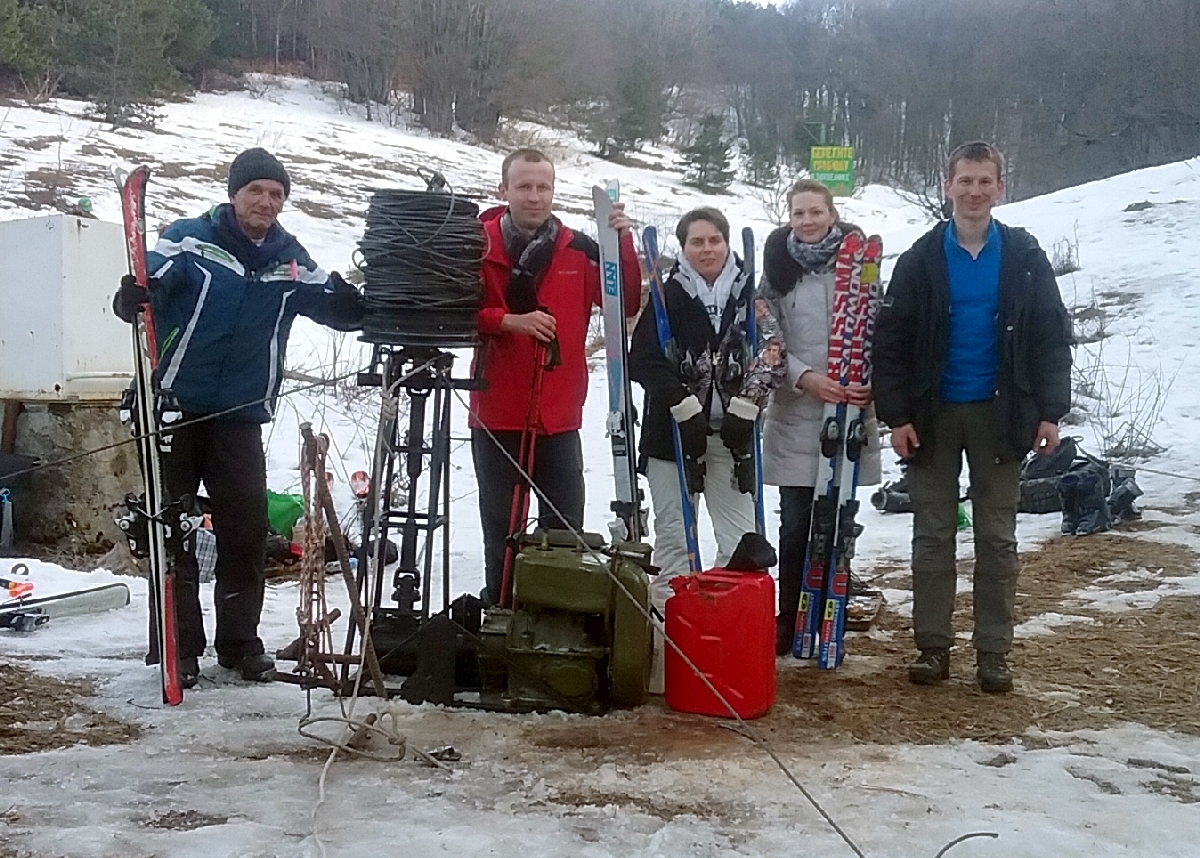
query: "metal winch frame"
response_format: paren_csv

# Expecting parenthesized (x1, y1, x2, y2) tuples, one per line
(287, 340, 652, 713)
(340, 343, 476, 692)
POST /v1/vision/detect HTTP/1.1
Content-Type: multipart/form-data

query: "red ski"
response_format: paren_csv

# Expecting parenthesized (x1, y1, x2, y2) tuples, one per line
(794, 232, 884, 668)
(114, 166, 184, 705)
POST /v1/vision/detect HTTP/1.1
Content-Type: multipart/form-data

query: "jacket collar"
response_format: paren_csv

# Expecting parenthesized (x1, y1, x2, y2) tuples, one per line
(212, 203, 297, 272)
(482, 205, 568, 266)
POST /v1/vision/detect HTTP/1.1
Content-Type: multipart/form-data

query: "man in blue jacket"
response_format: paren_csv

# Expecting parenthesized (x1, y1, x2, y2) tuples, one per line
(114, 147, 363, 686)
(873, 141, 1073, 694)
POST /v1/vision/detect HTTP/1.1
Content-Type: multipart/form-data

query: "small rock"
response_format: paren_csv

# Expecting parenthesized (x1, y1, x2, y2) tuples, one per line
(981, 752, 1017, 768)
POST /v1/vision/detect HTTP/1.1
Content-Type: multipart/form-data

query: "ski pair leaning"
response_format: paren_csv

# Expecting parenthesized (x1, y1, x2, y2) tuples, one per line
(792, 232, 883, 669)
(114, 166, 199, 705)
(592, 184, 645, 545)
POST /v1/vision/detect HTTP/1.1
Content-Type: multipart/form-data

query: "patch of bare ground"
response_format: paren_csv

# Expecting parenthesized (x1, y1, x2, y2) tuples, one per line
(1016, 533, 1196, 617)
(518, 533, 1200, 762)
(153, 162, 223, 183)
(290, 198, 346, 220)
(549, 788, 729, 820)
(768, 534, 1200, 745)
(525, 711, 741, 764)
(142, 809, 229, 830)
(0, 660, 138, 755)
(10, 135, 64, 152)
(237, 745, 335, 764)
(367, 159, 422, 180)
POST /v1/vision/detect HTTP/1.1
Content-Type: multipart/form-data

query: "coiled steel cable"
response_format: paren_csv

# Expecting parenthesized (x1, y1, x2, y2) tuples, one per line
(357, 185, 483, 348)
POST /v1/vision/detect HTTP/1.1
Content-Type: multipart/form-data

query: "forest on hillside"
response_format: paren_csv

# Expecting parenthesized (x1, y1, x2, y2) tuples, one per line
(2, 0, 1198, 201)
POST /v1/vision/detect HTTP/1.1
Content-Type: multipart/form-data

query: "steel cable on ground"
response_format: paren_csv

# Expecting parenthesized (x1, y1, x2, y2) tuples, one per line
(299, 374, 454, 858)
(456, 387, 999, 858)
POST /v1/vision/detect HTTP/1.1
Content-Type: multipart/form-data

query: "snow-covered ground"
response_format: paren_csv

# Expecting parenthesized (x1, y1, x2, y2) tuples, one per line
(2, 78, 1200, 857)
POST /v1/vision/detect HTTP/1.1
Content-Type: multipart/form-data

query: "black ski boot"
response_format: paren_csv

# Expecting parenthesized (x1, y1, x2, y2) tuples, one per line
(775, 616, 793, 657)
(908, 648, 950, 684)
(180, 656, 200, 690)
(1073, 470, 1112, 536)
(1108, 474, 1144, 522)
(1058, 472, 1084, 534)
(728, 531, 777, 571)
(219, 652, 276, 682)
(976, 651, 1013, 693)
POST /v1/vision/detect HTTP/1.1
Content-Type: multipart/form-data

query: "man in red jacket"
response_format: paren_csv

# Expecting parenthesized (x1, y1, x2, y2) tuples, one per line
(471, 148, 642, 606)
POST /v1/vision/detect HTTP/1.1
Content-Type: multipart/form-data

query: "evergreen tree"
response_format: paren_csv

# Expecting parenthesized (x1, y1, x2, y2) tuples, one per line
(682, 113, 735, 192)
(0, 0, 58, 90)
(742, 127, 781, 189)
(55, 0, 217, 127)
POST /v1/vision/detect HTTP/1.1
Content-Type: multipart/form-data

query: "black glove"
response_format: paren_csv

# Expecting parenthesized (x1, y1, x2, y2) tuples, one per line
(683, 456, 706, 496)
(733, 455, 756, 494)
(112, 274, 148, 324)
(670, 395, 709, 461)
(720, 396, 759, 456)
(721, 416, 755, 456)
(324, 271, 366, 331)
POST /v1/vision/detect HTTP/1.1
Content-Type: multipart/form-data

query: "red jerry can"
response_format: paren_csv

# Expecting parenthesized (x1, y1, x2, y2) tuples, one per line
(663, 569, 775, 719)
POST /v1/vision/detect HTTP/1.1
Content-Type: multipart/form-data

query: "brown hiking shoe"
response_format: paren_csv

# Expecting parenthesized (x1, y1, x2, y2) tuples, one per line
(976, 651, 1013, 693)
(908, 648, 951, 684)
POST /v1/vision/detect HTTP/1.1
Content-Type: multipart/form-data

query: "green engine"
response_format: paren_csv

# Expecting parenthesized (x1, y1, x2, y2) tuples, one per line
(475, 531, 652, 714)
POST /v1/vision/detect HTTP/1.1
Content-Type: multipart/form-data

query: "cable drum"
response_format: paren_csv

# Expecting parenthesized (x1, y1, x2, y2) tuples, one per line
(358, 188, 484, 348)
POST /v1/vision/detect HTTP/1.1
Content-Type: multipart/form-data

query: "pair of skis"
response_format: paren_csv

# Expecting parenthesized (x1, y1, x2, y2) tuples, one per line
(592, 184, 646, 545)
(114, 167, 193, 705)
(792, 232, 883, 669)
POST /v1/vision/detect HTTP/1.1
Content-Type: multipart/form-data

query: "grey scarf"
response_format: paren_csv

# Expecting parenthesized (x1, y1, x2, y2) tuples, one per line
(500, 211, 559, 314)
(786, 225, 844, 273)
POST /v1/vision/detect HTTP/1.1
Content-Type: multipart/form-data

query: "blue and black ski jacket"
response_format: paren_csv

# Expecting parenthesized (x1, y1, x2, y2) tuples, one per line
(147, 204, 351, 422)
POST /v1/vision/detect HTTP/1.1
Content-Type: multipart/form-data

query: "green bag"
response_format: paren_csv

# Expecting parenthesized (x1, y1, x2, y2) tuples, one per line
(266, 490, 305, 539)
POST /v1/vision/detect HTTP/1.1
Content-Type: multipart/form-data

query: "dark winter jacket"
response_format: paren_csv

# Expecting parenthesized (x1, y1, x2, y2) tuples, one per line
(146, 204, 354, 423)
(628, 256, 756, 464)
(873, 219, 1073, 465)
(469, 205, 642, 434)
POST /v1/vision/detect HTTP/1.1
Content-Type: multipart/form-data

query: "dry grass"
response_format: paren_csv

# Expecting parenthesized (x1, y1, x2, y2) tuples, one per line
(4, 533, 1196, 770)
(0, 661, 138, 755)
(521, 532, 1200, 761)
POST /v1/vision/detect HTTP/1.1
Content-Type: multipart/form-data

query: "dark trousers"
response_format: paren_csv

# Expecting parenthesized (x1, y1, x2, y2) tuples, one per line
(154, 418, 268, 663)
(907, 401, 1021, 653)
(777, 486, 816, 621)
(471, 428, 585, 606)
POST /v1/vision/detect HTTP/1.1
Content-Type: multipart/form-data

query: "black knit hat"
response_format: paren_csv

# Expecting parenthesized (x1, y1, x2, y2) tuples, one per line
(227, 147, 291, 198)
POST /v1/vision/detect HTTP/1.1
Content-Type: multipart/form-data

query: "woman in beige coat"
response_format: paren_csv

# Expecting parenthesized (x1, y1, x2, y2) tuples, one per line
(759, 179, 882, 655)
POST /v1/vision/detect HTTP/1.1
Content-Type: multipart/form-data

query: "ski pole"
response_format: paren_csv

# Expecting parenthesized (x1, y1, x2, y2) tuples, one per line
(498, 340, 550, 608)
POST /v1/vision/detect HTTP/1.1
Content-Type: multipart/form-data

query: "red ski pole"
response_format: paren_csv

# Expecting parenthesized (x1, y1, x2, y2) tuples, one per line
(498, 341, 551, 609)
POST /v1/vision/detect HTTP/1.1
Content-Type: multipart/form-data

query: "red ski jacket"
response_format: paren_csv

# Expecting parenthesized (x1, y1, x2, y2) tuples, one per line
(469, 205, 643, 434)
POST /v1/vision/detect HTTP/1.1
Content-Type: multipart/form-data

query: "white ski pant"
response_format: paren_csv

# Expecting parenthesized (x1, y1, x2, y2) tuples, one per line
(644, 435, 756, 612)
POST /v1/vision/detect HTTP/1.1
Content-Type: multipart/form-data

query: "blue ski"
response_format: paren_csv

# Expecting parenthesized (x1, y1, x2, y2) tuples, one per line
(740, 227, 766, 536)
(641, 226, 702, 574)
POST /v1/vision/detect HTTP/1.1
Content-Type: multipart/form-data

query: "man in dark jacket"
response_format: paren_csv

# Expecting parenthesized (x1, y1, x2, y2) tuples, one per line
(470, 148, 642, 607)
(873, 141, 1073, 693)
(113, 147, 364, 687)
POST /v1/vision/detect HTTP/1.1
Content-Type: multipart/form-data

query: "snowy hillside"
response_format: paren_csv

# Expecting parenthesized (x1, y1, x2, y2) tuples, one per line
(2, 77, 1200, 858)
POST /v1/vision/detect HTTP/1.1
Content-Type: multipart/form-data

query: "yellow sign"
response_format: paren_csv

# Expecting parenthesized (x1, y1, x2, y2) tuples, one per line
(810, 146, 855, 196)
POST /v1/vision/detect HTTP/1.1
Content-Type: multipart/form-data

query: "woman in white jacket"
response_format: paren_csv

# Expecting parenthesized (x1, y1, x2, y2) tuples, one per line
(759, 179, 882, 655)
